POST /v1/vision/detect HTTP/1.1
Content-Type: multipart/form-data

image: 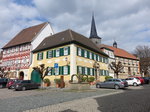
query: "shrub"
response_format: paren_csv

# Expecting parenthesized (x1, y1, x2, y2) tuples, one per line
(43, 78, 50, 84)
(54, 78, 61, 84)
(105, 76, 113, 81)
(88, 77, 95, 82)
(82, 77, 87, 82)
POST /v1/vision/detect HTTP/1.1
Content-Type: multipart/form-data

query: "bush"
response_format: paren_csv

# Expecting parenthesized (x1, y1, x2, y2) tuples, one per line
(43, 78, 50, 84)
(105, 76, 113, 81)
(54, 78, 61, 84)
(88, 77, 95, 82)
(82, 77, 87, 82)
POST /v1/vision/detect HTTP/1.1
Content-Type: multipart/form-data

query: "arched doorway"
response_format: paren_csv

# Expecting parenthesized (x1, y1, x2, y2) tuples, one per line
(19, 71, 24, 80)
(31, 70, 41, 83)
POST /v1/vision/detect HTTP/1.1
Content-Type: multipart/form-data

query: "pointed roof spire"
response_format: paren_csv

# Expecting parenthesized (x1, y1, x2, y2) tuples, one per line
(113, 41, 117, 48)
(90, 14, 101, 39)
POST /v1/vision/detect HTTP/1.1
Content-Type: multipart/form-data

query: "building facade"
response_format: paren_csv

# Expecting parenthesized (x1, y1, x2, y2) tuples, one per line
(29, 29, 109, 84)
(2, 22, 54, 79)
(100, 44, 140, 78)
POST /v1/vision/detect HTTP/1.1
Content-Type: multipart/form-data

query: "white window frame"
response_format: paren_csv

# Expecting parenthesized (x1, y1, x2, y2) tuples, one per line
(38, 53, 43, 60)
(55, 68, 59, 75)
(90, 68, 93, 75)
(89, 52, 92, 59)
(84, 50, 87, 58)
(47, 51, 52, 58)
(78, 48, 82, 56)
(79, 66, 82, 74)
(64, 66, 68, 75)
(85, 67, 88, 75)
(64, 47, 68, 55)
(56, 49, 60, 57)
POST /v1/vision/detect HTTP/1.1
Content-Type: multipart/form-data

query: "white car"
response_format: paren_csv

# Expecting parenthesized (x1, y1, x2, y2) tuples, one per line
(125, 77, 141, 86)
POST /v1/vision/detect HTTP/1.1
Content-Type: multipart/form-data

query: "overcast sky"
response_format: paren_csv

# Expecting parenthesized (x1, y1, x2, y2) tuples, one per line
(0, 0, 150, 52)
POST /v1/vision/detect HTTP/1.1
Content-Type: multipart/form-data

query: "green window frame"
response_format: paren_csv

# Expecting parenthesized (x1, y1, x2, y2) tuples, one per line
(53, 50, 56, 57)
(81, 49, 85, 57)
(60, 48, 64, 56)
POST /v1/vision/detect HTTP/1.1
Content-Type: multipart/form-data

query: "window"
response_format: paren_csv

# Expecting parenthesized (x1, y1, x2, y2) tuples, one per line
(55, 68, 59, 75)
(90, 68, 93, 75)
(56, 49, 60, 57)
(64, 47, 68, 55)
(89, 52, 92, 59)
(97, 55, 100, 61)
(37, 52, 43, 60)
(78, 48, 82, 56)
(64, 66, 68, 75)
(84, 50, 87, 58)
(85, 67, 88, 75)
(78, 66, 82, 74)
(47, 51, 52, 59)
(94, 54, 96, 60)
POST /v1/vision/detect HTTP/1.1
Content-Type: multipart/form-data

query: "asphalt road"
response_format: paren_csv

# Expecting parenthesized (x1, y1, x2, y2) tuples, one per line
(95, 85, 150, 112)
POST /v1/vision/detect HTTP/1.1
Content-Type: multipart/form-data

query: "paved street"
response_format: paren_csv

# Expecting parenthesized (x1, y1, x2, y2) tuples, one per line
(95, 85, 150, 112)
(0, 85, 148, 112)
(0, 87, 119, 112)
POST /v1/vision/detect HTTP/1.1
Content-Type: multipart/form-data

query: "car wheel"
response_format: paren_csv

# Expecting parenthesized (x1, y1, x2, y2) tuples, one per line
(114, 85, 120, 89)
(96, 84, 101, 88)
(133, 82, 137, 86)
(22, 87, 26, 91)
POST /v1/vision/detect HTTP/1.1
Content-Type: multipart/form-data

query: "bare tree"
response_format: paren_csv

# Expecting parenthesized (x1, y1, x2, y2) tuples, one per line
(134, 45, 150, 58)
(134, 45, 150, 76)
(110, 61, 124, 78)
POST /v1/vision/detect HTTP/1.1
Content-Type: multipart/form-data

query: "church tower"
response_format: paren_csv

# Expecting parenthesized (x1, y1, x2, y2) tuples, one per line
(89, 15, 101, 45)
(113, 41, 117, 48)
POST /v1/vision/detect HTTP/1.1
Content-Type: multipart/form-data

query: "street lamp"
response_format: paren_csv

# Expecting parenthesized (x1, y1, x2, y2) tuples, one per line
(93, 61, 100, 80)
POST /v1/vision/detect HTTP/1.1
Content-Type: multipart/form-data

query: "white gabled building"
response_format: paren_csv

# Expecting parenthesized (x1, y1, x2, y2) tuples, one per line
(2, 22, 54, 79)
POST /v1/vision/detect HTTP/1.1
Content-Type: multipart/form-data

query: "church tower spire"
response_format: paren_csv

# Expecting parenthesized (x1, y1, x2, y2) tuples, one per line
(113, 41, 117, 48)
(89, 14, 101, 45)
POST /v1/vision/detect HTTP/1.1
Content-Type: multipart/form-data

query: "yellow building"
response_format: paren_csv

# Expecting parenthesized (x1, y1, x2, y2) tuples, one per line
(29, 29, 109, 85)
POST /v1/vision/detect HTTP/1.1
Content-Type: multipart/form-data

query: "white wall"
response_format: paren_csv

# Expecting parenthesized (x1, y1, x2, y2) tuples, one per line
(31, 23, 54, 50)
(70, 44, 77, 80)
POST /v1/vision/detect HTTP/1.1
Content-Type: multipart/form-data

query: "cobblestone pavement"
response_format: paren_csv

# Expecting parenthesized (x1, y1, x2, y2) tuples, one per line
(0, 85, 145, 112)
(0, 88, 50, 99)
(0, 86, 122, 112)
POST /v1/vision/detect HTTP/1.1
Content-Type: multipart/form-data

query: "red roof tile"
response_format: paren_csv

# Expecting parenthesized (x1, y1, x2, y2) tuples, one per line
(3, 22, 48, 49)
(101, 44, 138, 60)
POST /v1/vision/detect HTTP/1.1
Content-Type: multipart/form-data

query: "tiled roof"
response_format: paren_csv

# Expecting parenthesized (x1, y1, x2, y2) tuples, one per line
(3, 22, 48, 49)
(100, 44, 138, 60)
(33, 29, 108, 57)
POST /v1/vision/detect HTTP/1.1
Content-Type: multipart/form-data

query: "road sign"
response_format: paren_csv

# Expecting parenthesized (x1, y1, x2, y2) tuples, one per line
(54, 63, 59, 68)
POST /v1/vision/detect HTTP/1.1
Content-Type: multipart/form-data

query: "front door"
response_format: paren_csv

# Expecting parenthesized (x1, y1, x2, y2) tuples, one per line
(31, 70, 41, 84)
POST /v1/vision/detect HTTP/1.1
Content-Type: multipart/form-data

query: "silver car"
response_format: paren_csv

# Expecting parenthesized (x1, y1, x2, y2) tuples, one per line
(96, 78, 128, 89)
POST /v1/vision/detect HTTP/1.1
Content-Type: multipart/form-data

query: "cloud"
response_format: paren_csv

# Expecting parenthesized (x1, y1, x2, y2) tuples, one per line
(0, 0, 150, 53)
(0, 0, 42, 48)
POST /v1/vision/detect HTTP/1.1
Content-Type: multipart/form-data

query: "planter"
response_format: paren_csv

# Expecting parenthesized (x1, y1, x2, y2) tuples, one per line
(56, 83, 61, 88)
(44, 83, 50, 87)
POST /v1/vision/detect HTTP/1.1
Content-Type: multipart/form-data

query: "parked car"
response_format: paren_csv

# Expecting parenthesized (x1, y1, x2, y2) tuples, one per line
(14, 80, 40, 91)
(125, 77, 141, 86)
(6, 79, 20, 89)
(96, 78, 128, 89)
(142, 77, 150, 84)
(134, 77, 145, 84)
(0, 78, 9, 88)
